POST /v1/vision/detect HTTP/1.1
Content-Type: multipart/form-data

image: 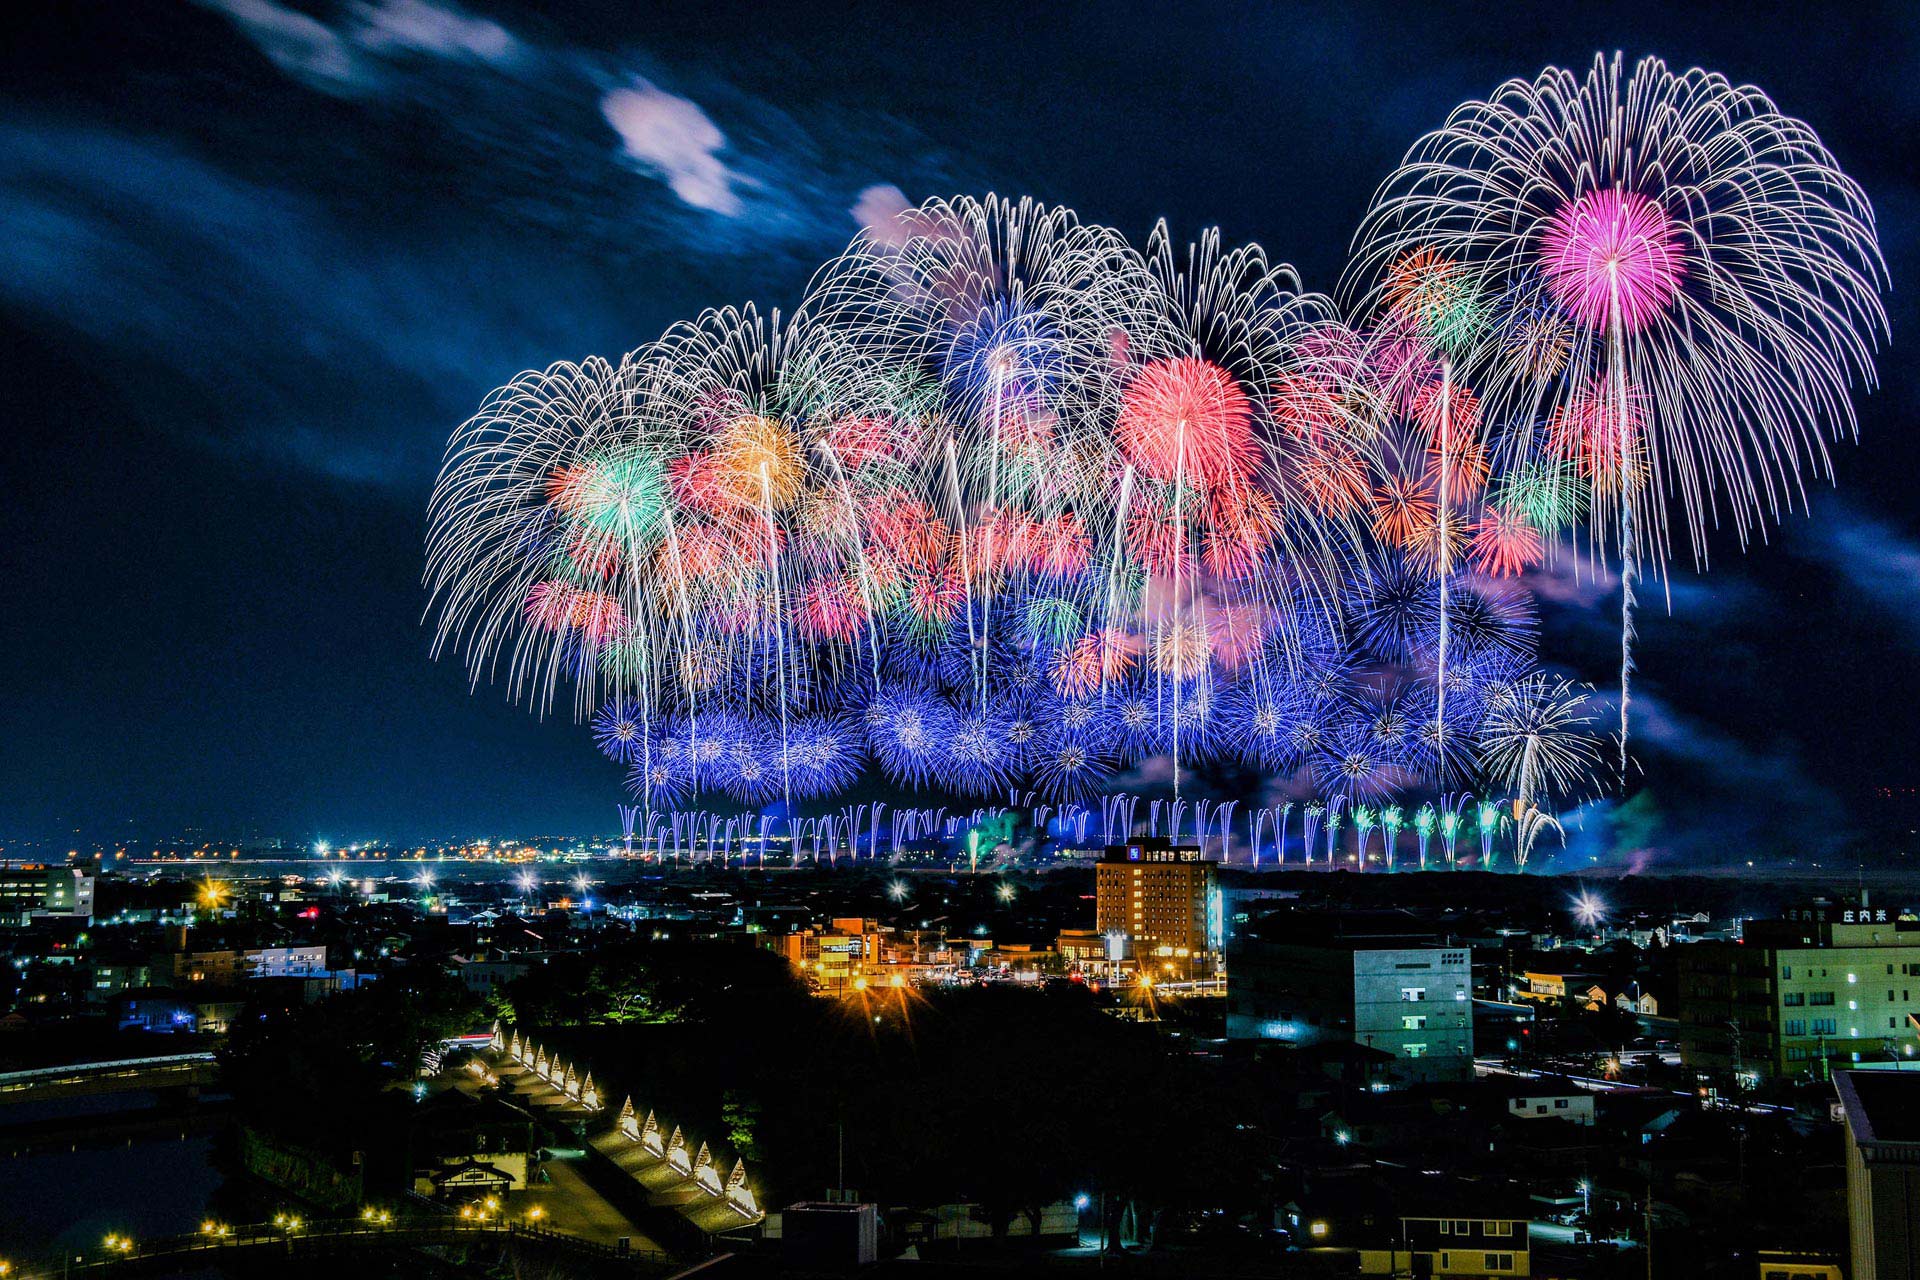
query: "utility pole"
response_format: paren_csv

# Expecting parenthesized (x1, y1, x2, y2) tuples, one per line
(1643, 1184, 1654, 1280)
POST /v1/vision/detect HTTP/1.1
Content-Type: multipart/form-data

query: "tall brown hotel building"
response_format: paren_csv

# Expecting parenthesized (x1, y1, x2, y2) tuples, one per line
(1094, 838, 1221, 982)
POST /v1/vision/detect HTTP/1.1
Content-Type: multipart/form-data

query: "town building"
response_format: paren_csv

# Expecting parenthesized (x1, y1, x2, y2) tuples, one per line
(1093, 839, 1221, 983)
(1501, 1079, 1597, 1127)
(1677, 899, 1920, 1081)
(0, 866, 94, 926)
(1228, 912, 1474, 1084)
(1833, 1069, 1920, 1280)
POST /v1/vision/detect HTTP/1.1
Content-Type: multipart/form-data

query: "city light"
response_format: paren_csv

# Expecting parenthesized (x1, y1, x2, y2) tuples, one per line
(996, 882, 1016, 903)
(887, 880, 908, 902)
(1073, 1193, 1091, 1210)
(1571, 891, 1606, 928)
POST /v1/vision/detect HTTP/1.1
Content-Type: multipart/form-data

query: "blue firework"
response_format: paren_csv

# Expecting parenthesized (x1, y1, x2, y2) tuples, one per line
(1031, 730, 1114, 804)
(784, 715, 864, 799)
(592, 699, 649, 764)
(941, 300, 1064, 406)
(948, 711, 1019, 795)
(1107, 683, 1163, 761)
(625, 747, 693, 809)
(1222, 682, 1305, 773)
(1348, 555, 1441, 664)
(1316, 712, 1403, 801)
(1440, 579, 1538, 663)
(863, 685, 956, 788)
(717, 717, 785, 804)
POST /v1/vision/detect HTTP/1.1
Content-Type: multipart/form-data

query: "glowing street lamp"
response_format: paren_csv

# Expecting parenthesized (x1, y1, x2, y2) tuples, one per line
(887, 880, 908, 903)
(996, 882, 1015, 904)
(1572, 891, 1606, 929)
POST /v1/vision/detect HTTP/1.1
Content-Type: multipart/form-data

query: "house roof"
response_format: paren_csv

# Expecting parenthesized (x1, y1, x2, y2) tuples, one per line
(1835, 1070, 1920, 1148)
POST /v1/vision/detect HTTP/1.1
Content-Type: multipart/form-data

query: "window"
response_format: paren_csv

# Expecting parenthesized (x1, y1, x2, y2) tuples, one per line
(1401, 987, 1427, 1002)
(1554, 1098, 1569, 1109)
(1487, 1253, 1516, 1272)
(1783, 992, 1805, 1007)
(1812, 1017, 1838, 1035)
(1784, 1019, 1806, 1036)
(1403, 1015, 1427, 1030)
(1810, 992, 1836, 1006)
(1486, 1221, 1511, 1237)
(1405, 1043, 1428, 1058)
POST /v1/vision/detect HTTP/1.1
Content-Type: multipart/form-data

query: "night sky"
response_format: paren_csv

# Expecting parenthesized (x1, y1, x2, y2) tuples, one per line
(4, 0, 1918, 863)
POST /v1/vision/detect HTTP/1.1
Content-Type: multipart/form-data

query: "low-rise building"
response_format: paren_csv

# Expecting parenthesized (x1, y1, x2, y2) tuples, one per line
(1229, 913, 1474, 1084)
(1502, 1080, 1597, 1127)
(1833, 1069, 1920, 1280)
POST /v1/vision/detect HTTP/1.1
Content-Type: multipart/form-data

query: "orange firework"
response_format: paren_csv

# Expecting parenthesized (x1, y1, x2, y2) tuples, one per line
(1423, 430, 1490, 500)
(1370, 475, 1436, 547)
(1383, 246, 1463, 319)
(715, 414, 805, 509)
(1296, 441, 1371, 517)
(1051, 631, 1135, 698)
(1402, 507, 1470, 577)
(1154, 619, 1210, 681)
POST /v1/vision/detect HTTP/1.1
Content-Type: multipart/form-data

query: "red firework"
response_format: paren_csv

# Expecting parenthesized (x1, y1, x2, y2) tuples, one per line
(822, 415, 899, 470)
(1547, 378, 1649, 492)
(1409, 379, 1483, 441)
(798, 576, 867, 642)
(1270, 372, 1343, 443)
(1470, 506, 1545, 577)
(1029, 512, 1091, 578)
(669, 452, 735, 515)
(1116, 356, 1255, 485)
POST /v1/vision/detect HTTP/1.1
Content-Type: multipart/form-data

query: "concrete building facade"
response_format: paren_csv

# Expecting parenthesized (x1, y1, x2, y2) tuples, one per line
(1228, 915, 1474, 1084)
(1678, 902, 1920, 1080)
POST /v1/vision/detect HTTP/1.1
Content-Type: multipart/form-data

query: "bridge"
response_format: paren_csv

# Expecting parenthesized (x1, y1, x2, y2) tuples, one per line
(7, 1217, 684, 1279)
(0, 1053, 216, 1105)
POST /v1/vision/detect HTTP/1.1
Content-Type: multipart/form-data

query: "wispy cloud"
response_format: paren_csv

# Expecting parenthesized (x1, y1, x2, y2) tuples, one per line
(197, 0, 362, 90)
(1804, 502, 1920, 636)
(600, 81, 745, 217)
(348, 0, 519, 65)
(196, 0, 520, 89)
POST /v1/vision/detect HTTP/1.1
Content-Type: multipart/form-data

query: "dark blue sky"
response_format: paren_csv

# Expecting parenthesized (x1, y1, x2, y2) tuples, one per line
(3, 0, 1918, 862)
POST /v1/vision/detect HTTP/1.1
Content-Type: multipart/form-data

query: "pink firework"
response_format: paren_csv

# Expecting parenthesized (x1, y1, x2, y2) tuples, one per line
(1539, 188, 1684, 332)
(1116, 356, 1255, 485)
(1470, 506, 1545, 577)
(1029, 512, 1091, 578)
